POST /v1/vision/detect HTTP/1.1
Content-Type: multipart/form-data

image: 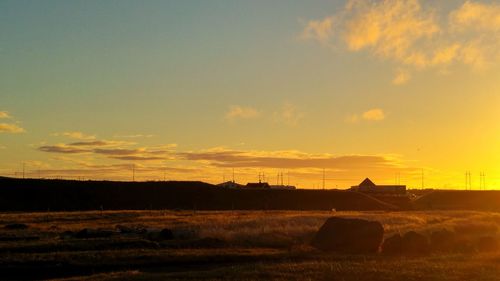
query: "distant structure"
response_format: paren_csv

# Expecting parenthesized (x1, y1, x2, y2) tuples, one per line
(270, 184, 296, 190)
(350, 178, 406, 195)
(217, 181, 244, 188)
(217, 180, 295, 190)
(245, 182, 271, 189)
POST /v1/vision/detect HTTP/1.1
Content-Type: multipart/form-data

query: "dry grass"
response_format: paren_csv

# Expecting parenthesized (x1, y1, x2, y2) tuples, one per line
(1, 210, 500, 280)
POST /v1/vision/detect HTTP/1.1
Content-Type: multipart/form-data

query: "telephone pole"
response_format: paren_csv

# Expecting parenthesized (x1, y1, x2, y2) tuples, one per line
(322, 168, 325, 190)
(421, 169, 424, 189)
(132, 165, 135, 182)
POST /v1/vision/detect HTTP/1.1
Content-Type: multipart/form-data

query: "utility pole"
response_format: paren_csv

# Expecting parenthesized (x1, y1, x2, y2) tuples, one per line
(465, 171, 468, 190)
(479, 172, 486, 190)
(469, 171, 472, 190)
(132, 165, 135, 182)
(322, 168, 325, 190)
(465, 171, 472, 190)
(421, 168, 424, 189)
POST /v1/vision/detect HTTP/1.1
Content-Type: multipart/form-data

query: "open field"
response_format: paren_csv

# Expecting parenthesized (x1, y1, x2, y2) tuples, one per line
(1, 210, 500, 280)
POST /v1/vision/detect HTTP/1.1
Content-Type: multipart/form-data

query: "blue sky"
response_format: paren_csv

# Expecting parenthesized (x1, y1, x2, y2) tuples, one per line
(1, 0, 499, 188)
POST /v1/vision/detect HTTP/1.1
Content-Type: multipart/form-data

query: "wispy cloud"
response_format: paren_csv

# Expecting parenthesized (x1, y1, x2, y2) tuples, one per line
(53, 131, 96, 140)
(38, 137, 176, 162)
(449, 1, 500, 32)
(301, 17, 335, 44)
(225, 105, 260, 121)
(347, 108, 385, 123)
(178, 147, 409, 171)
(68, 140, 134, 147)
(362, 108, 385, 121)
(0, 111, 25, 133)
(392, 69, 411, 85)
(273, 102, 304, 127)
(114, 134, 154, 139)
(301, 0, 500, 83)
(0, 111, 11, 119)
(0, 123, 25, 133)
(36, 141, 419, 185)
(38, 144, 91, 154)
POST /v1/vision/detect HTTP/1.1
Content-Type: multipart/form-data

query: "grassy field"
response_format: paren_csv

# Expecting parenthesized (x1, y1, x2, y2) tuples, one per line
(1, 210, 500, 280)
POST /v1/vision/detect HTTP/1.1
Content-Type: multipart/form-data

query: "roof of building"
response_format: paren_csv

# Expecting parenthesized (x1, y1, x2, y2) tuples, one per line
(359, 178, 376, 187)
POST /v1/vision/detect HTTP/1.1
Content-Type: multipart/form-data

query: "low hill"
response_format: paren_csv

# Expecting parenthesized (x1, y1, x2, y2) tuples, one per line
(414, 190, 500, 211)
(0, 177, 395, 211)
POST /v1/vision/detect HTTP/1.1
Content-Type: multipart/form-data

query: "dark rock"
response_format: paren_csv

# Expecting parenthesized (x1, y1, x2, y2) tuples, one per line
(311, 217, 384, 253)
(401, 231, 429, 255)
(4, 223, 28, 230)
(382, 234, 402, 255)
(430, 229, 456, 252)
(477, 236, 499, 252)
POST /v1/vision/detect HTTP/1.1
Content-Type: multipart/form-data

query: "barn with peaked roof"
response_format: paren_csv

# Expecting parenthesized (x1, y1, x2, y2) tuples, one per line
(350, 178, 406, 195)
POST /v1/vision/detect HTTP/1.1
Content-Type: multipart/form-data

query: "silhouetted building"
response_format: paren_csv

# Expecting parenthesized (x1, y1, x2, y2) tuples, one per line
(350, 178, 406, 195)
(245, 182, 271, 189)
(270, 185, 296, 190)
(217, 181, 244, 188)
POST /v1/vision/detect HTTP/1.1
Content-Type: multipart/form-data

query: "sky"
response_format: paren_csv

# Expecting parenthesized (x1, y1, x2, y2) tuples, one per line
(1, 0, 499, 189)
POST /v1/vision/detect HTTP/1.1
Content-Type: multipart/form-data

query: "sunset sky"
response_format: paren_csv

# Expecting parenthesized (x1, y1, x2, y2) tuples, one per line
(1, 0, 499, 189)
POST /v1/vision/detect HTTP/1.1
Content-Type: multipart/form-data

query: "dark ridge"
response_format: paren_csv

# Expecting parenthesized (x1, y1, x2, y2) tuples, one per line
(0, 177, 394, 212)
(414, 190, 500, 211)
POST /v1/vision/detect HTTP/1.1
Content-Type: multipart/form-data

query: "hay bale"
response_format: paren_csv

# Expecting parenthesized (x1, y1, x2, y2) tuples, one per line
(430, 229, 456, 252)
(401, 231, 429, 255)
(311, 217, 384, 253)
(382, 233, 402, 255)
